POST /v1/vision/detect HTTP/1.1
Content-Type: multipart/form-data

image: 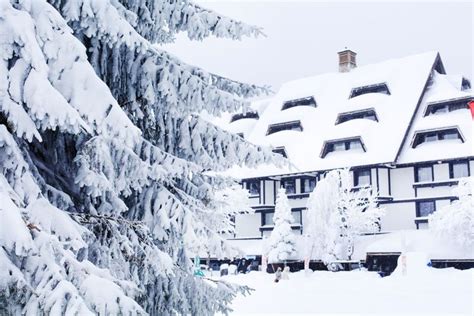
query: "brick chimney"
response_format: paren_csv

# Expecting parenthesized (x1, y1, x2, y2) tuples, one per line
(338, 49, 357, 73)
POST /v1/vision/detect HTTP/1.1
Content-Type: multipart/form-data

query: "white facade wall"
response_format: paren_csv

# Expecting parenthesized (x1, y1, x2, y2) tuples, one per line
(287, 197, 308, 209)
(433, 163, 449, 181)
(370, 168, 378, 191)
(416, 185, 455, 198)
(380, 202, 416, 231)
(234, 213, 261, 238)
(377, 168, 390, 196)
(295, 179, 302, 195)
(263, 180, 274, 205)
(390, 167, 415, 198)
(248, 196, 260, 208)
(237, 159, 472, 241)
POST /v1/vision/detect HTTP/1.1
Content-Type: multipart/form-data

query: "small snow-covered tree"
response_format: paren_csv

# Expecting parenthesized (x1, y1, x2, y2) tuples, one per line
(305, 169, 384, 265)
(266, 188, 297, 263)
(429, 177, 474, 247)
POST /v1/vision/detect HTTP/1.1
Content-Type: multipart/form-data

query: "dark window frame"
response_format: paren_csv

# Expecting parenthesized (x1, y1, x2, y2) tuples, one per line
(266, 120, 303, 135)
(230, 111, 259, 123)
(261, 210, 275, 226)
(335, 108, 379, 125)
(301, 176, 317, 193)
(461, 78, 471, 91)
(424, 98, 471, 116)
(260, 208, 304, 227)
(353, 168, 372, 187)
(349, 82, 391, 98)
(449, 160, 470, 179)
(291, 208, 303, 225)
(320, 137, 366, 158)
(281, 178, 297, 194)
(246, 180, 261, 196)
(416, 200, 436, 218)
(272, 146, 288, 158)
(414, 164, 434, 183)
(412, 127, 464, 148)
(281, 96, 317, 111)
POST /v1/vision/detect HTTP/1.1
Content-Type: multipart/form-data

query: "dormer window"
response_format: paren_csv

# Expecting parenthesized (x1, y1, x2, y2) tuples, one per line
(349, 83, 390, 98)
(272, 146, 288, 158)
(320, 137, 366, 158)
(281, 96, 317, 111)
(266, 120, 303, 135)
(461, 77, 471, 91)
(230, 111, 259, 123)
(412, 127, 464, 148)
(335, 108, 378, 125)
(424, 98, 470, 116)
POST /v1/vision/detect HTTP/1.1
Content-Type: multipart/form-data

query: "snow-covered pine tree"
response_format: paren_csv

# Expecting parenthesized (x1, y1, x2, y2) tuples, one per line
(0, 0, 281, 314)
(429, 177, 474, 247)
(266, 188, 297, 263)
(305, 169, 384, 266)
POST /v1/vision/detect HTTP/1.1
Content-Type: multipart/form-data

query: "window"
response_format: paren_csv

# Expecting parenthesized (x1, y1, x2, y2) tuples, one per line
(415, 165, 433, 182)
(246, 180, 260, 196)
(416, 201, 436, 217)
(281, 178, 296, 194)
(291, 210, 302, 224)
(302, 177, 316, 193)
(230, 111, 259, 123)
(236, 132, 244, 138)
(348, 140, 362, 150)
(449, 161, 470, 178)
(272, 146, 288, 158)
(263, 212, 274, 226)
(321, 137, 366, 158)
(461, 78, 471, 91)
(266, 120, 303, 135)
(354, 169, 371, 187)
(335, 108, 378, 125)
(424, 98, 470, 116)
(281, 96, 317, 110)
(349, 83, 390, 98)
(263, 210, 301, 226)
(412, 128, 464, 148)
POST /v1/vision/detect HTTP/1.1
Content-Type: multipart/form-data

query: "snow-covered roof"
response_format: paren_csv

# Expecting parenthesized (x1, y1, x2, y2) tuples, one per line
(217, 52, 473, 178)
(357, 230, 473, 260)
(398, 72, 473, 164)
(205, 98, 271, 139)
(228, 230, 473, 260)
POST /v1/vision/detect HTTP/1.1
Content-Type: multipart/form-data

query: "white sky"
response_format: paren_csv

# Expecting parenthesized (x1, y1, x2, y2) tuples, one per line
(164, 0, 473, 91)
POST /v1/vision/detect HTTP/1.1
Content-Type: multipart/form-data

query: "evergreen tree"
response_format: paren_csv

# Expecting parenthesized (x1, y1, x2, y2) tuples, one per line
(305, 169, 384, 267)
(0, 0, 279, 314)
(266, 188, 297, 263)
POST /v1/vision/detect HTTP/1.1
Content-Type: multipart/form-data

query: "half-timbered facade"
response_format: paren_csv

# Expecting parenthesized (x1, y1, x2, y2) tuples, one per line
(212, 51, 473, 259)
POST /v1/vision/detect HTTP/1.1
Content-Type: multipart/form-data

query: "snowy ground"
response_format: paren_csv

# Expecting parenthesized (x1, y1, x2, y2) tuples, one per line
(220, 268, 473, 315)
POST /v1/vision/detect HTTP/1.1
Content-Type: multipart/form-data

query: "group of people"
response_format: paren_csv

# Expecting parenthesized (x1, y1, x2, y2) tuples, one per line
(274, 266, 291, 283)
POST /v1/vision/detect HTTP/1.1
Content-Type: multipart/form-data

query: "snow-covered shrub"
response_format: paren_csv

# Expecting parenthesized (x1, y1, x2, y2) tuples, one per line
(429, 177, 474, 248)
(266, 188, 297, 263)
(305, 169, 384, 265)
(0, 0, 277, 314)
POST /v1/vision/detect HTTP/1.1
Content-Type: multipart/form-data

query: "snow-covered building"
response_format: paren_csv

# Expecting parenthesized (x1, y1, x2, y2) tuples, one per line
(220, 51, 473, 263)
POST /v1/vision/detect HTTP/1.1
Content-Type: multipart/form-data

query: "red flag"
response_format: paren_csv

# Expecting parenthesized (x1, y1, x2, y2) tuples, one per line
(469, 100, 474, 119)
